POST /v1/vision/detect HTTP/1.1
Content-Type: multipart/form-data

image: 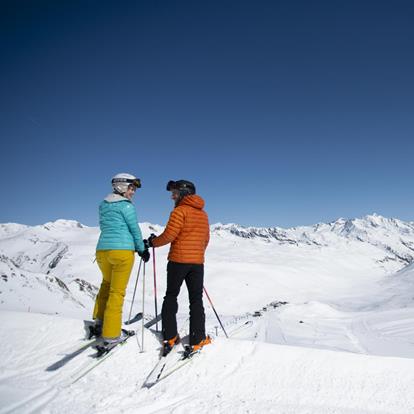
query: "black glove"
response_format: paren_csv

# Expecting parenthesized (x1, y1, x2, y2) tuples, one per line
(138, 249, 150, 263)
(147, 233, 157, 247)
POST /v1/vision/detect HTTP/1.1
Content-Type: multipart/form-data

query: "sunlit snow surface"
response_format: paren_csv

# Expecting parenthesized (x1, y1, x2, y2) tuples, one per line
(0, 216, 413, 413)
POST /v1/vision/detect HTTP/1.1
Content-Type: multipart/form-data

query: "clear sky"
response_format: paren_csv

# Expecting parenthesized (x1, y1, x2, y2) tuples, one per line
(1, 0, 413, 228)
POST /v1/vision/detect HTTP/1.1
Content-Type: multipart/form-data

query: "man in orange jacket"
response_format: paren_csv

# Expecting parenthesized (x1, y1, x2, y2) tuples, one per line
(148, 180, 210, 355)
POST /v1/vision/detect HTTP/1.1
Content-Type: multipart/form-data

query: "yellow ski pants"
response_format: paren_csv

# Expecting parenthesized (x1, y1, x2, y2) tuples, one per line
(93, 250, 135, 339)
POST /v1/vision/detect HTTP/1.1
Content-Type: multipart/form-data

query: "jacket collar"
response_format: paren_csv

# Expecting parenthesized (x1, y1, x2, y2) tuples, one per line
(104, 193, 131, 203)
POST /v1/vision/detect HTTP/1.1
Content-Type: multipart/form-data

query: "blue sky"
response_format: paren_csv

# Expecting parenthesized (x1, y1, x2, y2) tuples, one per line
(1, 0, 413, 228)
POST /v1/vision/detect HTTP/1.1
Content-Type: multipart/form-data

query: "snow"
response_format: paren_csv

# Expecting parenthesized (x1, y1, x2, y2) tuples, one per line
(0, 215, 414, 413)
(1, 311, 413, 414)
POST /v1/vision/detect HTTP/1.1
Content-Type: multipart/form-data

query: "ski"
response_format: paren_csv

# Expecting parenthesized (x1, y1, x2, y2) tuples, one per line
(47, 316, 143, 372)
(55, 314, 157, 376)
(142, 317, 194, 388)
(142, 341, 182, 388)
(69, 330, 136, 384)
(143, 346, 202, 388)
(142, 321, 189, 388)
(46, 338, 99, 371)
(94, 329, 135, 357)
(124, 312, 143, 325)
(144, 313, 162, 329)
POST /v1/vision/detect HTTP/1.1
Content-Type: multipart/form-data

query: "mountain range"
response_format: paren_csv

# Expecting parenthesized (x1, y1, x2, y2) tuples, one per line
(1, 214, 414, 413)
(1, 214, 413, 317)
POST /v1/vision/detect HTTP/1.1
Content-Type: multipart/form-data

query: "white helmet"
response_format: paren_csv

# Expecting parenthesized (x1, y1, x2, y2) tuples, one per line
(111, 173, 141, 194)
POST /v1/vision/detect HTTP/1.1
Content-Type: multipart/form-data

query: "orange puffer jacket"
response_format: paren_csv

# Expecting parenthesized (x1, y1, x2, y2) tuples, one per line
(152, 195, 210, 264)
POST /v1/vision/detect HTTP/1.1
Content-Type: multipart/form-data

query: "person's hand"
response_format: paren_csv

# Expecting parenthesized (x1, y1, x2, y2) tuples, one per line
(138, 249, 150, 263)
(147, 233, 157, 247)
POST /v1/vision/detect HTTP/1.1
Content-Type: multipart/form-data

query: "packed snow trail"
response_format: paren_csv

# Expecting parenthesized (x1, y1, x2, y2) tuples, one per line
(1, 311, 414, 414)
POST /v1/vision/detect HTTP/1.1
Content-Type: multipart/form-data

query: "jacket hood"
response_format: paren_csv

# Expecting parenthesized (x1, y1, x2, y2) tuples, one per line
(179, 194, 205, 210)
(104, 193, 131, 203)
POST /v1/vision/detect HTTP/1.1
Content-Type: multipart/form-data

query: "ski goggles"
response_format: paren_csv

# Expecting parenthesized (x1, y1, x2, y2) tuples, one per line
(112, 177, 142, 188)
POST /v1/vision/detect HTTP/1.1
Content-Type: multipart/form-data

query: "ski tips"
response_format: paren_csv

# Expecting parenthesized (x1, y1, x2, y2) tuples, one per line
(124, 312, 143, 325)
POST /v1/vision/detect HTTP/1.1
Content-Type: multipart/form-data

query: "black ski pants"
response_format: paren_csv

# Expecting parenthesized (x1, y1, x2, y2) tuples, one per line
(161, 261, 205, 346)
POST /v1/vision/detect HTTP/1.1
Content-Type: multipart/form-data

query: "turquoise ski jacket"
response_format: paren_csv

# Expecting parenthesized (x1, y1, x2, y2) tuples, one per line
(96, 194, 145, 253)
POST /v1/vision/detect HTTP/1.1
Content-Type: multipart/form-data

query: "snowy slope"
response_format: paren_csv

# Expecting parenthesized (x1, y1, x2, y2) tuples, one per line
(0, 311, 413, 414)
(378, 261, 414, 308)
(0, 255, 84, 315)
(0, 215, 414, 413)
(0, 220, 165, 317)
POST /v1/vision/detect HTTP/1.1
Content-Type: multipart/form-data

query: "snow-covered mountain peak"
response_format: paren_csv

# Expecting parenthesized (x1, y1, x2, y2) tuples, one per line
(210, 215, 414, 266)
(0, 223, 29, 239)
(211, 222, 297, 244)
(324, 215, 414, 245)
(364, 213, 387, 225)
(40, 219, 86, 231)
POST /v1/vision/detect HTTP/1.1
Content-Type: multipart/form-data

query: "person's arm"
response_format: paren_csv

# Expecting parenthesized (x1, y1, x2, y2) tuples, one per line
(122, 203, 145, 253)
(152, 208, 185, 247)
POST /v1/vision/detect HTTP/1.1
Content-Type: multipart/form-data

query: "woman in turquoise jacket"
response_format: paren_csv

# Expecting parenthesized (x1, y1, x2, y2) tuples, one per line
(92, 173, 149, 350)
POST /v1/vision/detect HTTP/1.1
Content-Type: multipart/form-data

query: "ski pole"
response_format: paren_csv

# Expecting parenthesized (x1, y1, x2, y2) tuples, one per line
(152, 247, 159, 332)
(203, 286, 228, 338)
(127, 257, 142, 323)
(141, 262, 146, 352)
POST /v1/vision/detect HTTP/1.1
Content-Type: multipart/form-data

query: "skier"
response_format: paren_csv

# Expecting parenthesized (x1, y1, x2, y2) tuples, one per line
(148, 180, 211, 355)
(92, 173, 150, 351)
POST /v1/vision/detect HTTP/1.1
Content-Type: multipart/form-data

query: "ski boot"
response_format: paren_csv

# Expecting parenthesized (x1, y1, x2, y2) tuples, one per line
(183, 336, 212, 359)
(162, 335, 180, 357)
(88, 321, 102, 339)
(95, 329, 135, 356)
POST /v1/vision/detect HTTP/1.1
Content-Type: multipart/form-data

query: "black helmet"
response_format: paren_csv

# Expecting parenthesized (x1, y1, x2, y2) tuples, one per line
(166, 180, 196, 196)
